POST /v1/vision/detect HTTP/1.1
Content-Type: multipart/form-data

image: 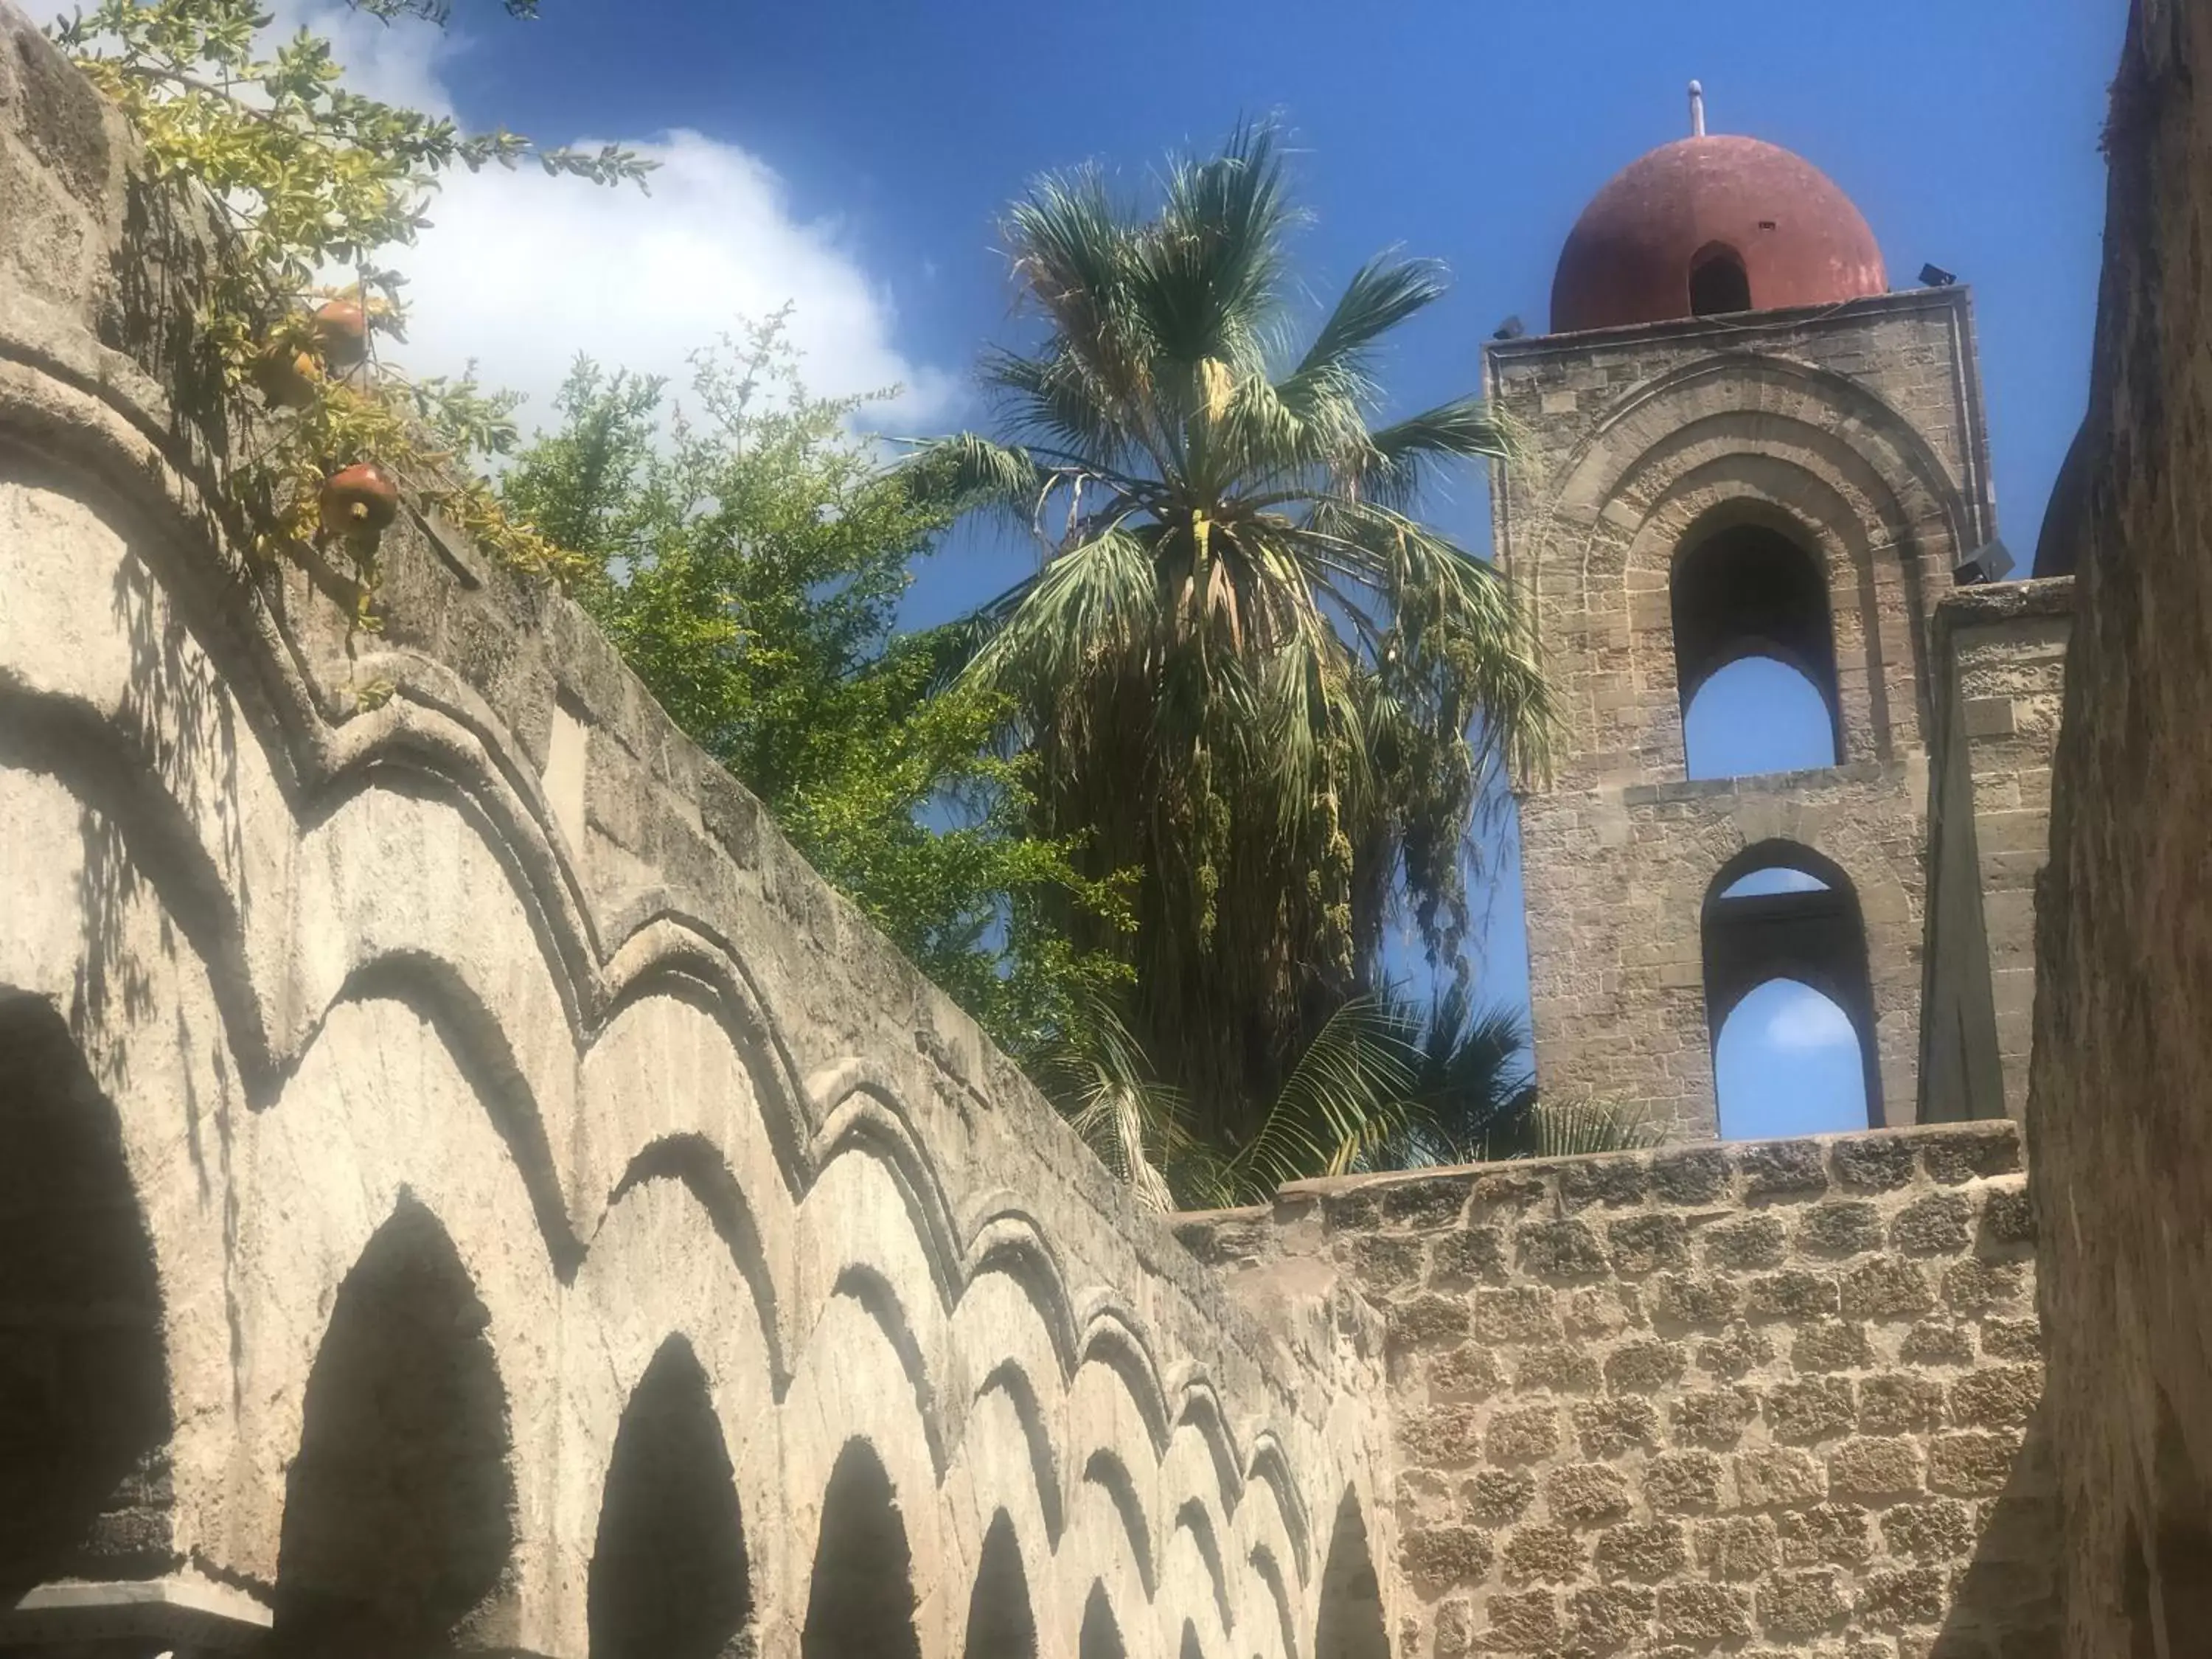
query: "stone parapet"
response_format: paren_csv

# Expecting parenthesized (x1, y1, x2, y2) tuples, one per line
(1178, 1121, 2058, 1658)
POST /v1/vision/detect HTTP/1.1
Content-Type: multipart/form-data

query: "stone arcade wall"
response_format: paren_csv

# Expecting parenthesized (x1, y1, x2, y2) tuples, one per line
(2030, 2, 2212, 1653)
(1918, 582, 2072, 1128)
(0, 11, 1392, 1658)
(1176, 1124, 2059, 1658)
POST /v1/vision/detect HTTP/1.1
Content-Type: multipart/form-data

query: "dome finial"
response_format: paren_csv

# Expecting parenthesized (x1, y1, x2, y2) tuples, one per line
(1688, 80, 1706, 138)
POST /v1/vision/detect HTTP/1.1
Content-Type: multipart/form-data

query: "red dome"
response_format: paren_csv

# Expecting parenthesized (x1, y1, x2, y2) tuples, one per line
(1550, 135, 1887, 334)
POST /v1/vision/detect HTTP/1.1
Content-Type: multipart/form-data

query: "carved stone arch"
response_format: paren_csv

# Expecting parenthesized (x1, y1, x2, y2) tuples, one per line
(272, 1194, 515, 1658)
(0, 992, 173, 1603)
(588, 1335, 753, 1659)
(1542, 353, 1976, 554)
(1079, 1582, 1131, 1659)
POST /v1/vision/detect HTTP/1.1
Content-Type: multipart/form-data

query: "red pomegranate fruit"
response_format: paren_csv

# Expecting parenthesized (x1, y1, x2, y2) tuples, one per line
(311, 299, 371, 369)
(320, 462, 400, 535)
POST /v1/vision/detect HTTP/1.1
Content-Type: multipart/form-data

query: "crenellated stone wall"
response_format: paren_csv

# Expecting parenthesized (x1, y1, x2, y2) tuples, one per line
(1178, 1122, 2059, 1658)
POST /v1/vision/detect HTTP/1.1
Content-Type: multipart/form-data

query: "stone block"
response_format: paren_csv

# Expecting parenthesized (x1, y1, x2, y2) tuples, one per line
(1900, 1320, 1975, 1367)
(1486, 1405, 1562, 1465)
(1747, 1269, 1842, 1320)
(1831, 1136, 1918, 1192)
(1914, 1126, 2022, 1185)
(1559, 1155, 1649, 1209)
(1343, 1232, 1425, 1292)
(1429, 1344, 1508, 1400)
(1606, 1211, 1688, 1274)
(1473, 1286, 1562, 1343)
(1651, 1148, 1731, 1204)
(1890, 1192, 1975, 1256)
(1545, 1463, 1635, 1527)
(1574, 1397, 1661, 1459)
(1705, 1215, 1790, 1272)
(1828, 1436, 1925, 1498)
(1655, 1583, 1753, 1644)
(1381, 1175, 1475, 1230)
(1947, 1364, 2042, 1427)
(1792, 1318, 1876, 1373)
(1777, 1502, 1874, 1567)
(1941, 1259, 2027, 1313)
(1649, 1272, 1742, 1329)
(1482, 1588, 1559, 1653)
(1697, 1324, 1777, 1379)
(1928, 1430, 2025, 1496)
(1463, 1468, 1537, 1526)
(1734, 1451, 1823, 1513)
(1604, 1338, 1687, 1393)
(1427, 1227, 1506, 1288)
(1517, 1217, 1612, 1280)
(1858, 1372, 1947, 1435)
(1767, 1377, 1858, 1444)
(1516, 1342, 1603, 1394)
(1742, 1141, 1830, 1200)
(1500, 1521, 1589, 1592)
(1693, 1514, 1778, 1580)
(1882, 1498, 1977, 1562)
(1564, 1585, 1655, 1653)
(1669, 1387, 1760, 1450)
(1595, 1520, 1688, 1582)
(1862, 1565, 1950, 1628)
(1759, 1567, 1851, 1636)
(1978, 1318, 2042, 1363)
(1387, 1293, 1472, 1350)
(1399, 1523, 1496, 1593)
(1978, 1181, 2037, 1248)
(1841, 1259, 1937, 1321)
(1645, 1450, 1727, 1514)
(1398, 1399, 1482, 1466)
(1798, 1200, 1886, 1257)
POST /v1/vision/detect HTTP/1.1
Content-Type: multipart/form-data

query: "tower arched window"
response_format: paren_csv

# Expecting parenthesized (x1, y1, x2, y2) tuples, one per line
(1703, 842, 1882, 1134)
(1689, 242, 1753, 316)
(1672, 516, 1843, 779)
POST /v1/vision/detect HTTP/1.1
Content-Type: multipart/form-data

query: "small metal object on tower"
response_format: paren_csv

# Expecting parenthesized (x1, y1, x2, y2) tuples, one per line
(1689, 80, 1706, 138)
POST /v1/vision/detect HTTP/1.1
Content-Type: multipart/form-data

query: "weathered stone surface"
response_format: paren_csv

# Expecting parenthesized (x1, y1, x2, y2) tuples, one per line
(1857, 1373, 1948, 1436)
(1644, 1451, 1727, 1514)
(1800, 1201, 1886, 1258)
(1501, 1523, 1585, 1585)
(1827, 1436, 1926, 1499)
(1705, 1214, 1790, 1271)
(1890, 1192, 1975, 1257)
(1792, 1318, 1876, 1374)
(1655, 1583, 1753, 1644)
(1545, 1464, 1635, 1527)
(1777, 1503, 1874, 1568)
(1767, 1378, 1858, 1444)
(1574, 1398, 1662, 1459)
(1881, 1498, 1976, 1563)
(1736, 1448, 1829, 1510)
(1692, 1516, 1778, 1581)
(1595, 1520, 1688, 1582)
(1759, 1568, 1849, 1636)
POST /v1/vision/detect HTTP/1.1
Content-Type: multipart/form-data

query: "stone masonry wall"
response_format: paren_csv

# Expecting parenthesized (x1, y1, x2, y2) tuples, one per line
(1919, 581, 2072, 1127)
(1178, 1123, 2058, 1658)
(1486, 293, 1993, 1136)
(2029, 1, 2212, 1652)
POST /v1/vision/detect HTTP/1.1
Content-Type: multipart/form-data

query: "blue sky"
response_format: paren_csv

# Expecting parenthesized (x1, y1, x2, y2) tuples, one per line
(378, 0, 2121, 1138)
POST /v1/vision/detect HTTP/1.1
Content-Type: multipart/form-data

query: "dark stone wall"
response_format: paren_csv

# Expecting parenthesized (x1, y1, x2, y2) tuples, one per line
(2029, 1, 2212, 1653)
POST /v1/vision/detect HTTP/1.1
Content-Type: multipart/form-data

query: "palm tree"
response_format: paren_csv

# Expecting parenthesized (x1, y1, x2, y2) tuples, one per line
(910, 121, 1552, 1151)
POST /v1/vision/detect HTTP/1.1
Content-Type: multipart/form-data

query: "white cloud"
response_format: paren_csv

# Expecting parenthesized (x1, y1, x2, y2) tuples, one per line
(1764, 987, 1857, 1052)
(34, 0, 954, 433)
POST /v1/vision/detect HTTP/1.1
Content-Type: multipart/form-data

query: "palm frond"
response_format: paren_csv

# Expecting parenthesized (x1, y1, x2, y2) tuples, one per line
(1229, 996, 1420, 1200)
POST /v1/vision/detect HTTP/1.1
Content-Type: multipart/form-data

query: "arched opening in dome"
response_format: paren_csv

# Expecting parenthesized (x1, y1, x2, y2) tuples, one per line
(274, 1197, 515, 1658)
(588, 1336, 752, 1659)
(0, 994, 171, 1602)
(1314, 1489, 1389, 1659)
(1672, 518, 1842, 778)
(1703, 842, 1882, 1134)
(802, 1439, 922, 1659)
(962, 1510, 1037, 1659)
(1690, 242, 1753, 316)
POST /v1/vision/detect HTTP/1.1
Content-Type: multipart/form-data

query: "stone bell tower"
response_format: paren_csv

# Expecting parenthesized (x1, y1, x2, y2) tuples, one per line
(1488, 93, 1996, 1138)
